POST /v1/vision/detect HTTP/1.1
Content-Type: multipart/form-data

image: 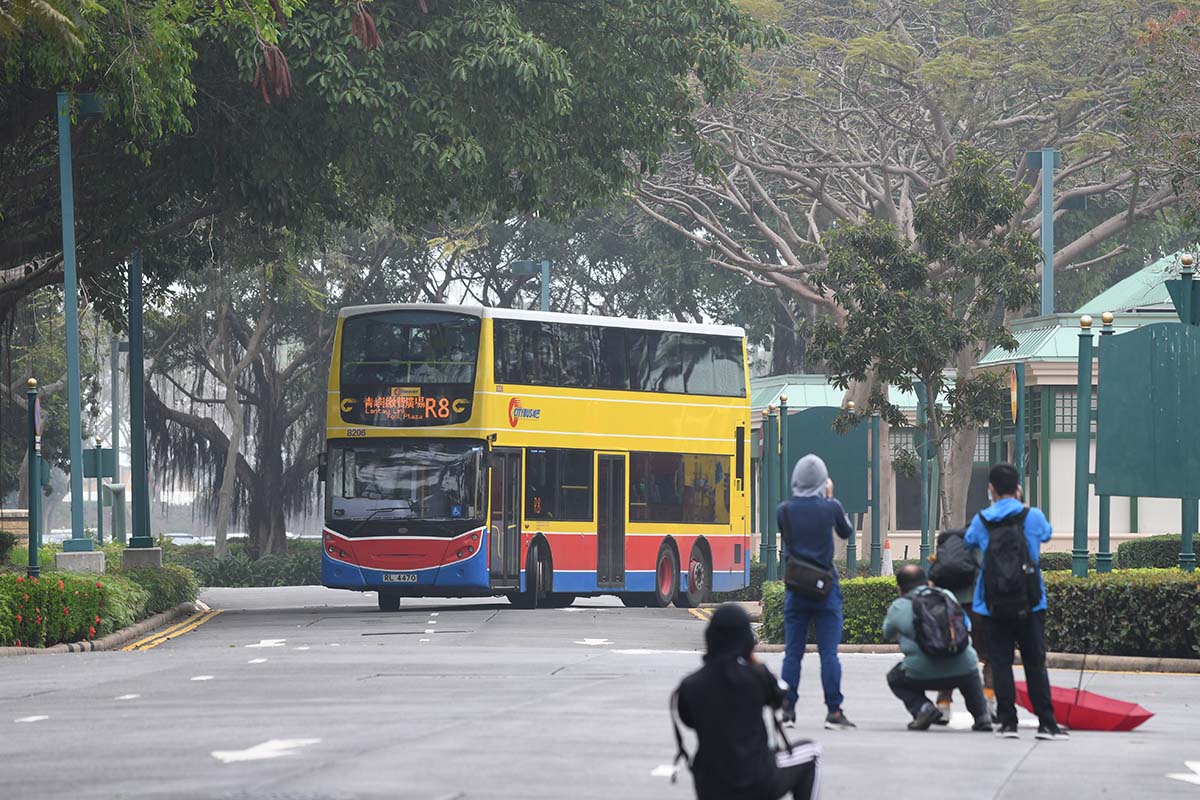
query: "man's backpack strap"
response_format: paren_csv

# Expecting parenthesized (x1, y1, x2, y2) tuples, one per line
(778, 505, 791, 552)
(669, 688, 690, 783)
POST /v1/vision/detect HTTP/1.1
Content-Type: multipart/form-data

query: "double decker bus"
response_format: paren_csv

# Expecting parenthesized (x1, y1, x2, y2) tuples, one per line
(320, 304, 751, 610)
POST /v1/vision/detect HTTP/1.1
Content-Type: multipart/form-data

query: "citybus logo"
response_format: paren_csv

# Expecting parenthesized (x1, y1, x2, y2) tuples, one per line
(508, 397, 541, 427)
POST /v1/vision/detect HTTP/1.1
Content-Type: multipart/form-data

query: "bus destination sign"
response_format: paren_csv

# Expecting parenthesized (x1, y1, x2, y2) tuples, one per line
(340, 384, 472, 427)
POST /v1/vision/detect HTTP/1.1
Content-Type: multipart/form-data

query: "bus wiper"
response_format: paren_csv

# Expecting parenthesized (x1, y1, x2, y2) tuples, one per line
(347, 506, 409, 538)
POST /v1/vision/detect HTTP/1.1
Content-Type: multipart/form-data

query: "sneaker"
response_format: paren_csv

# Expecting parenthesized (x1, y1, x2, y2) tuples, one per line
(934, 700, 952, 725)
(824, 710, 857, 730)
(1036, 722, 1070, 741)
(971, 717, 994, 732)
(908, 703, 943, 731)
(781, 708, 796, 727)
(996, 723, 1020, 739)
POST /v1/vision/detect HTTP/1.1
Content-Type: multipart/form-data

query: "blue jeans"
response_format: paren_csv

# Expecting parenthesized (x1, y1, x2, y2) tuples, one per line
(782, 585, 844, 713)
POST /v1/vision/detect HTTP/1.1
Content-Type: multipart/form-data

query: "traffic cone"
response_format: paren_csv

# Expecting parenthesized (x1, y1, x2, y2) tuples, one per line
(882, 537, 894, 576)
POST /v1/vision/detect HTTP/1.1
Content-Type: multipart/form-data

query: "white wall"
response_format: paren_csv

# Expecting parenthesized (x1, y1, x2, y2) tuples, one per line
(1046, 437, 1181, 551)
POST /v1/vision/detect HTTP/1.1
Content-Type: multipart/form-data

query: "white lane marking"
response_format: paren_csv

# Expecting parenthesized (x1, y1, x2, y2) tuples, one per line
(14, 715, 48, 723)
(245, 639, 286, 648)
(115, 694, 141, 701)
(424, 629, 435, 634)
(575, 638, 611, 646)
(420, 638, 431, 643)
(294, 646, 311, 651)
(329, 643, 341, 647)
(651, 764, 679, 778)
(613, 648, 697, 655)
(247, 658, 267, 664)
(430, 612, 439, 616)
(1168, 762, 1200, 786)
(427, 621, 437, 625)
(191, 675, 214, 681)
(211, 738, 321, 764)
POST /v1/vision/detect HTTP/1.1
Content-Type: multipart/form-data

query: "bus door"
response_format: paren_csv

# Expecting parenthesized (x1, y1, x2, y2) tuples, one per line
(596, 454, 626, 588)
(489, 449, 522, 589)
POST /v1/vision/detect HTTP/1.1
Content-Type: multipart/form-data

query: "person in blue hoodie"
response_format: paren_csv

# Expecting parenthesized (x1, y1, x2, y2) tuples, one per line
(964, 463, 1068, 741)
(777, 454, 855, 730)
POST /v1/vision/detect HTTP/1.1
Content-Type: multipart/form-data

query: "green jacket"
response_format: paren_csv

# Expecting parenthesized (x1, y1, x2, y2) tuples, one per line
(882, 586, 979, 681)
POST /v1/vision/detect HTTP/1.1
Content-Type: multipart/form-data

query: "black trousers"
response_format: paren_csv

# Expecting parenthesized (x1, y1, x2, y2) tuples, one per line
(692, 742, 821, 800)
(887, 663, 989, 720)
(986, 610, 1057, 728)
(768, 741, 821, 800)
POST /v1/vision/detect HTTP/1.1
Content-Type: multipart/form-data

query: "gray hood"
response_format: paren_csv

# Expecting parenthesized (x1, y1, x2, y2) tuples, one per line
(791, 454, 828, 498)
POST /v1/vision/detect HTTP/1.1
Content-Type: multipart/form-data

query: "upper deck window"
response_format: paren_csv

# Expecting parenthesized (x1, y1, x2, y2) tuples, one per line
(340, 310, 480, 426)
(493, 320, 744, 397)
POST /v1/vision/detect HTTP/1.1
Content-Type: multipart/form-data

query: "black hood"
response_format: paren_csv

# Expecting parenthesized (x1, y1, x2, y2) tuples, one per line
(704, 603, 755, 661)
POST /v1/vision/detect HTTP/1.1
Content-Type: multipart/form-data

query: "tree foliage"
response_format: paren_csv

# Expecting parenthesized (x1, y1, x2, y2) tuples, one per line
(1, 0, 777, 323)
(807, 147, 1040, 526)
(637, 0, 1190, 524)
(1132, 8, 1200, 220)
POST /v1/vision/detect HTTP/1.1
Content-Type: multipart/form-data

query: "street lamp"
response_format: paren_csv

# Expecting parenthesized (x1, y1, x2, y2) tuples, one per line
(1024, 148, 1087, 317)
(58, 91, 104, 553)
(508, 259, 551, 312)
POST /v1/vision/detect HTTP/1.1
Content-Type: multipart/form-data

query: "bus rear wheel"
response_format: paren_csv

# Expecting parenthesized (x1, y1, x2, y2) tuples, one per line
(651, 545, 679, 608)
(377, 591, 401, 612)
(677, 544, 712, 608)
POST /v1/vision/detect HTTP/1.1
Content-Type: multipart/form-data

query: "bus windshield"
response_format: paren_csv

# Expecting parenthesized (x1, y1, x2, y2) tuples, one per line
(339, 310, 480, 426)
(327, 439, 486, 524)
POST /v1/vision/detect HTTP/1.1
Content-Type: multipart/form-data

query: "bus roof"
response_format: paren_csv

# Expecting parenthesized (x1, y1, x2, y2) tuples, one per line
(338, 303, 746, 338)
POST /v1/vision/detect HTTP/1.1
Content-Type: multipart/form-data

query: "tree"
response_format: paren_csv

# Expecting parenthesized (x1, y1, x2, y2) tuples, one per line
(809, 148, 1040, 526)
(0, 292, 104, 506)
(636, 0, 1184, 522)
(145, 245, 338, 557)
(1131, 9, 1200, 219)
(1, 0, 777, 322)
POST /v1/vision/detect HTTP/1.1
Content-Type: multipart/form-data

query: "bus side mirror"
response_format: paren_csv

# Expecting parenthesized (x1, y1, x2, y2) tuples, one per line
(317, 451, 327, 482)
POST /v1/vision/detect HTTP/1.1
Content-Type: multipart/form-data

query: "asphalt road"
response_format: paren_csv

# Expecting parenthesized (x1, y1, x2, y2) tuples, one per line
(2, 586, 1198, 799)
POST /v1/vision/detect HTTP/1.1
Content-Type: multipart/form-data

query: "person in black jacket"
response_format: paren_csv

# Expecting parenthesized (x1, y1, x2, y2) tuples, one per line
(675, 604, 822, 800)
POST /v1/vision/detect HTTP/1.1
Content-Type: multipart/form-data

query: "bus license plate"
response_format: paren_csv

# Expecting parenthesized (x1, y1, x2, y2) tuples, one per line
(382, 573, 418, 584)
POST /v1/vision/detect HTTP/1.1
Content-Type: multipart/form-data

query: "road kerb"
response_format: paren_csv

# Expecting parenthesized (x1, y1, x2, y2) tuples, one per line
(0, 602, 200, 657)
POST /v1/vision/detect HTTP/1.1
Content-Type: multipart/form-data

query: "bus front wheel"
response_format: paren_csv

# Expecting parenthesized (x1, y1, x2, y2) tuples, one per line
(377, 591, 401, 612)
(510, 541, 550, 609)
(652, 545, 679, 608)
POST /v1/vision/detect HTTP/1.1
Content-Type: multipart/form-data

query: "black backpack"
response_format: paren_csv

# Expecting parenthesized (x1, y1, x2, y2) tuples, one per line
(980, 509, 1042, 619)
(911, 588, 970, 658)
(928, 530, 976, 590)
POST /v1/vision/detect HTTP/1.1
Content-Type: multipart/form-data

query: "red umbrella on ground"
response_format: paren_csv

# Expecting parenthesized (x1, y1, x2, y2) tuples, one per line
(1014, 681, 1154, 731)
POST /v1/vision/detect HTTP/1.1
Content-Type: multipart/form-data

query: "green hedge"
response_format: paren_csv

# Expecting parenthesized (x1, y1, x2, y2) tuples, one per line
(0, 532, 17, 564)
(0, 566, 199, 648)
(1116, 535, 1199, 570)
(760, 569, 1200, 658)
(161, 540, 321, 587)
(715, 559, 767, 601)
(1043, 570, 1200, 658)
(1038, 552, 1097, 572)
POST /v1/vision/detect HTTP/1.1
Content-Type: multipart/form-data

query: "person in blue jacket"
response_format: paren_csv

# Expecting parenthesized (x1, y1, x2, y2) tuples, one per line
(777, 454, 855, 730)
(964, 463, 1068, 741)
